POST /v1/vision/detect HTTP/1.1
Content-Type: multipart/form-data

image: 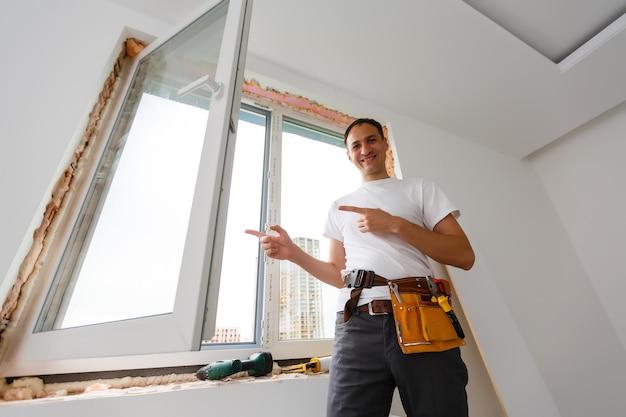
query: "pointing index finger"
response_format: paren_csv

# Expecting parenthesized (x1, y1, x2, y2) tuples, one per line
(244, 229, 266, 238)
(338, 205, 366, 213)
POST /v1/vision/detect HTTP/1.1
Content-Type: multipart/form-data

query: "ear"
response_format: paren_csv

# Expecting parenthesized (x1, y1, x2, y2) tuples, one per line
(346, 150, 353, 162)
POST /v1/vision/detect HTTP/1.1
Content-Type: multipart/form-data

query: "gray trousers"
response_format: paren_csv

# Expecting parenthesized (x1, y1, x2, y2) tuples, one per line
(327, 310, 468, 417)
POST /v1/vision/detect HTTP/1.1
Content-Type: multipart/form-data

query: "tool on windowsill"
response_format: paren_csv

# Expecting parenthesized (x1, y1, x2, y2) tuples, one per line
(426, 276, 465, 339)
(281, 356, 331, 374)
(195, 351, 274, 380)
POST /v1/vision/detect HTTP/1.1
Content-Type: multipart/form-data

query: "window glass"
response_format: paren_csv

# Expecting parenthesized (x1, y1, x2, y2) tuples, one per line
(205, 106, 267, 343)
(60, 95, 207, 327)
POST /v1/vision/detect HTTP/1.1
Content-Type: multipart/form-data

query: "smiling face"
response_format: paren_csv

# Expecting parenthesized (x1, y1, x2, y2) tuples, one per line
(345, 122, 390, 181)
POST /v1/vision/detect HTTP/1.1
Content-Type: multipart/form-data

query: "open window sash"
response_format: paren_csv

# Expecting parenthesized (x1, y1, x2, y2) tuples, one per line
(0, 0, 252, 377)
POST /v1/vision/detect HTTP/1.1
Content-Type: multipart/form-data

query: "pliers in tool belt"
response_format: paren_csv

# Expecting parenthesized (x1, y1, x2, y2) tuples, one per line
(426, 276, 465, 339)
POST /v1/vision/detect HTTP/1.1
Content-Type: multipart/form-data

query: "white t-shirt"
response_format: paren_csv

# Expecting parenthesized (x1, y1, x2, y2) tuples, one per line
(324, 177, 459, 310)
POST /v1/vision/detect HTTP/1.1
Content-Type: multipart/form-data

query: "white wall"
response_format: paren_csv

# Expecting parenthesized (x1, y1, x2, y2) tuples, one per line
(0, 0, 169, 304)
(2, 1, 626, 417)
(527, 100, 626, 415)
(529, 101, 626, 351)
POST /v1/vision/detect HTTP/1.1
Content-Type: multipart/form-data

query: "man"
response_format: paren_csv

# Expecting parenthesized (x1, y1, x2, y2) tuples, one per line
(246, 118, 475, 417)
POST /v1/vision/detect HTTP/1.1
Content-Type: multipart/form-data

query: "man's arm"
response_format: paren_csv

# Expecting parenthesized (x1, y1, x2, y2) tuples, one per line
(401, 213, 475, 270)
(338, 207, 475, 270)
(245, 225, 346, 288)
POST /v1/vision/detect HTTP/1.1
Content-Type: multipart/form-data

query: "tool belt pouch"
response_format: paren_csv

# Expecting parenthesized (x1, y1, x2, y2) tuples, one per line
(389, 278, 465, 354)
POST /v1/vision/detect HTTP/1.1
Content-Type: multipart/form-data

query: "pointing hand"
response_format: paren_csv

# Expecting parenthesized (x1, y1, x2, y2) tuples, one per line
(338, 205, 396, 234)
(245, 225, 295, 260)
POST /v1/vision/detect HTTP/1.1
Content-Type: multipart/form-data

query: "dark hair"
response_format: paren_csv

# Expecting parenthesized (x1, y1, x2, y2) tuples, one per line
(343, 118, 385, 145)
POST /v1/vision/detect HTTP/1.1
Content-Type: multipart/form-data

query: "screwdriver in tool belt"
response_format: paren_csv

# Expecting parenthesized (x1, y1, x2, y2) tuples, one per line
(426, 276, 465, 339)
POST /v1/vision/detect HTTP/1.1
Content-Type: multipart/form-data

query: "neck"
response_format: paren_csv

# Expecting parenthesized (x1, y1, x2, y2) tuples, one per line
(362, 172, 390, 182)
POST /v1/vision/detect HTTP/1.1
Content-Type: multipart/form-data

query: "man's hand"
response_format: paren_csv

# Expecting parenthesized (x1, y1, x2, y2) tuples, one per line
(338, 205, 398, 234)
(245, 225, 295, 260)
(246, 225, 346, 288)
(339, 206, 474, 270)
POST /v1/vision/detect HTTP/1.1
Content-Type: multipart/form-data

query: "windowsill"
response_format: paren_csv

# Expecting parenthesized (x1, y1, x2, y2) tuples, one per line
(0, 370, 329, 408)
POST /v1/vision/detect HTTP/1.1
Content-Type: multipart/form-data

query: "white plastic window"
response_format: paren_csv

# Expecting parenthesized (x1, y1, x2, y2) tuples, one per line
(0, 0, 253, 377)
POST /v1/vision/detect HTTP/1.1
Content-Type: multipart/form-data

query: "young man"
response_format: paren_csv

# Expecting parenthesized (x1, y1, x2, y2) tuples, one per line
(246, 118, 475, 417)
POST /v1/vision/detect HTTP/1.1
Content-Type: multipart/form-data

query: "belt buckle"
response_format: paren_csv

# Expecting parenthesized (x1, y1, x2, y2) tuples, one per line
(367, 301, 389, 316)
(347, 269, 375, 288)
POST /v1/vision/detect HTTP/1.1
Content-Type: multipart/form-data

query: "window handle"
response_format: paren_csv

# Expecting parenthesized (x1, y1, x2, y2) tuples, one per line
(178, 74, 223, 99)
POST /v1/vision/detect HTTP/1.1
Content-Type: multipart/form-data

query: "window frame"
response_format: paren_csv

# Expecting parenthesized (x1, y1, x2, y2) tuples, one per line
(199, 102, 271, 349)
(254, 108, 351, 360)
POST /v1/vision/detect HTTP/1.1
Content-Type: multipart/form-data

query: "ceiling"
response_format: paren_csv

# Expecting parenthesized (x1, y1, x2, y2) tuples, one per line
(112, 0, 626, 158)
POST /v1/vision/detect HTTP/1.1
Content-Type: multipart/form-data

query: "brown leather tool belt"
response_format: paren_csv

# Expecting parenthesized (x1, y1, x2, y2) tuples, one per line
(342, 270, 427, 321)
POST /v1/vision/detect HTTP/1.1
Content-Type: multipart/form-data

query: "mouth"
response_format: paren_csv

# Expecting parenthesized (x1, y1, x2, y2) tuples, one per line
(360, 154, 376, 164)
